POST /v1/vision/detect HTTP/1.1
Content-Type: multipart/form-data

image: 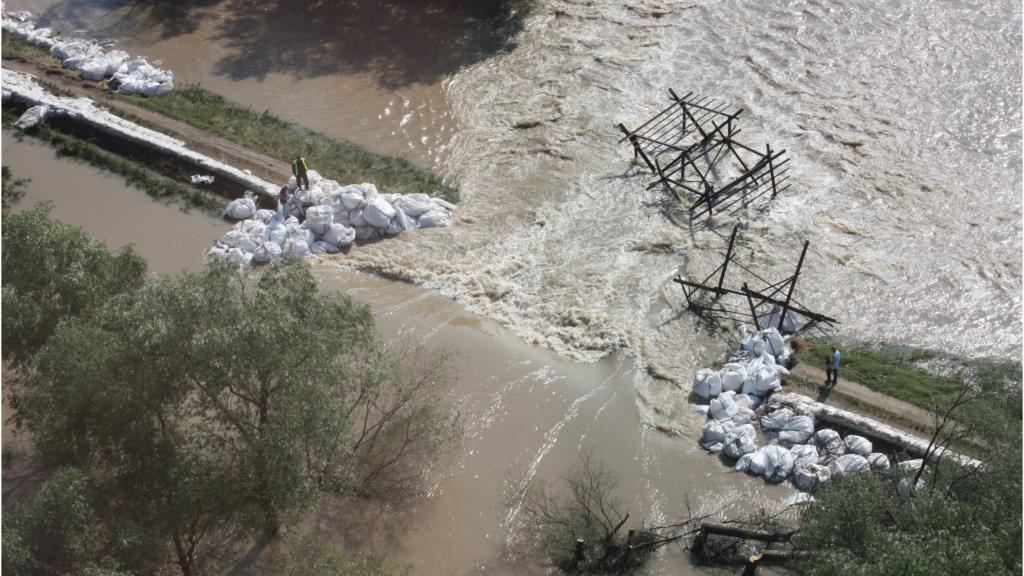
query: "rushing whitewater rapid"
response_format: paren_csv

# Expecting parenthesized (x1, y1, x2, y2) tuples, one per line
(347, 0, 1022, 388)
(7, 0, 1021, 430)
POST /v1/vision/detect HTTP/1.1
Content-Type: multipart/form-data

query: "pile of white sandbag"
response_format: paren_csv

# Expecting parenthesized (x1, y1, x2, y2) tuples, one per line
(693, 349, 789, 402)
(208, 171, 454, 266)
(738, 325, 791, 364)
(2, 9, 174, 96)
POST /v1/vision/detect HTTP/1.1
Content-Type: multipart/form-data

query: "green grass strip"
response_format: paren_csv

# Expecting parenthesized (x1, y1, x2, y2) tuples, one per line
(4, 108, 225, 216)
(124, 86, 458, 203)
(794, 339, 1016, 413)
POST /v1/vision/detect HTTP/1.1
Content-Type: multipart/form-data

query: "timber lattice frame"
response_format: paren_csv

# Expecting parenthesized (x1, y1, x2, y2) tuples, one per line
(618, 89, 790, 221)
(672, 225, 838, 335)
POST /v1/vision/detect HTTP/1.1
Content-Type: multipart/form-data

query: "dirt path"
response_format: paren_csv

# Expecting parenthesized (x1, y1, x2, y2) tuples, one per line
(783, 361, 938, 436)
(3, 59, 292, 186)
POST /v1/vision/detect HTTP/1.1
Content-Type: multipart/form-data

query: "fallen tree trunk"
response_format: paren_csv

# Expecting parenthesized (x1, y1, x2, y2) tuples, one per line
(691, 521, 797, 560)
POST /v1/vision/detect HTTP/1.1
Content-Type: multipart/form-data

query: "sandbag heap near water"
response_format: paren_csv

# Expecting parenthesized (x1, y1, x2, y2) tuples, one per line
(2, 9, 174, 96)
(208, 170, 454, 267)
(694, 325, 918, 495)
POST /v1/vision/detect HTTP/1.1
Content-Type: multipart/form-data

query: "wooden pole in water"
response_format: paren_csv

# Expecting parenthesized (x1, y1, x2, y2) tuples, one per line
(717, 225, 738, 292)
(778, 241, 809, 333)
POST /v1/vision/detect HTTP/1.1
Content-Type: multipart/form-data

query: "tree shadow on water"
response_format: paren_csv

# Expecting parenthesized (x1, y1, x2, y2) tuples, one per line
(211, 0, 528, 88)
(37, 0, 530, 89)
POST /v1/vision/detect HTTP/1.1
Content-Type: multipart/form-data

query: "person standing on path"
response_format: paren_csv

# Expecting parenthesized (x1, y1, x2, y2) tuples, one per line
(825, 345, 840, 387)
(292, 155, 310, 190)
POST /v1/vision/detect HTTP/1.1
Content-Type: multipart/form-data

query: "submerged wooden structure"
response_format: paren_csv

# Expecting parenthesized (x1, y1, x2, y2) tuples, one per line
(618, 89, 790, 221)
(673, 225, 838, 335)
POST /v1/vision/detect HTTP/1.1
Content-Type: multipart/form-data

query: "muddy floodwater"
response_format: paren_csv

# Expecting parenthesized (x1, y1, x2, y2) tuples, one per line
(0, 147, 791, 574)
(2, 130, 227, 274)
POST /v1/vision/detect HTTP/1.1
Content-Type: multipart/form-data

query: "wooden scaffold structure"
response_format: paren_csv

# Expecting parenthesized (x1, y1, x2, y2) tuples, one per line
(617, 89, 790, 221)
(672, 225, 838, 335)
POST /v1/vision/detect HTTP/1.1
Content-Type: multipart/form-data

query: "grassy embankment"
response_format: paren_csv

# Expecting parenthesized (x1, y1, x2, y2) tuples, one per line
(2, 36, 225, 214)
(2, 33, 459, 206)
(124, 87, 460, 204)
(794, 340, 1018, 410)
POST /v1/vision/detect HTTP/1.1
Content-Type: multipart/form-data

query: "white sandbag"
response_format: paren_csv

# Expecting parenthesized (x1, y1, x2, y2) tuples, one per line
(897, 477, 926, 497)
(354, 225, 381, 241)
(264, 223, 287, 246)
(843, 435, 873, 457)
(758, 305, 798, 333)
(753, 365, 782, 395)
(393, 205, 416, 232)
(340, 185, 367, 210)
(896, 459, 924, 472)
(720, 363, 748, 392)
(226, 247, 251, 267)
(793, 464, 831, 491)
(50, 39, 96, 61)
(761, 445, 796, 482)
(190, 174, 215, 185)
(814, 428, 846, 462)
(310, 240, 338, 254)
(722, 424, 758, 459)
(350, 208, 368, 227)
(304, 205, 334, 236)
(730, 406, 755, 426)
(694, 404, 710, 418)
(318, 193, 348, 216)
(692, 368, 722, 400)
(293, 186, 323, 207)
(291, 227, 316, 246)
(252, 242, 282, 263)
(392, 193, 437, 217)
(867, 453, 891, 471)
(778, 415, 815, 445)
(787, 492, 815, 506)
(789, 444, 819, 473)
(224, 197, 257, 220)
(385, 216, 404, 235)
(79, 50, 128, 81)
(418, 209, 451, 228)
(828, 454, 870, 479)
(13, 104, 49, 129)
(736, 451, 768, 476)
(763, 328, 786, 357)
(760, 408, 793, 432)
(364, 196, 397, 228)
(304, 169, 323, 185)
(237, 237, 258, 254)
(701, 420, 736, 452)
(710, 391, 739, 421)
(254, 209, 275, 224)
(220, 229, 246, 248)
(282, 237, 311, 258)
(732, 393, 755, 411)
(324, 223, 356, 247)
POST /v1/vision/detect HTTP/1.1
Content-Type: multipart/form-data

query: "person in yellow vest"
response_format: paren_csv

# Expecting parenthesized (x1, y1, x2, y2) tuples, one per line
(292, 155, 310, 190)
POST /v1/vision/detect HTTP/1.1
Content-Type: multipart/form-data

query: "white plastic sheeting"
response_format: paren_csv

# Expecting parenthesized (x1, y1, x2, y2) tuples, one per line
(13, 104, 48, 129)
(2, 9, 174, 96)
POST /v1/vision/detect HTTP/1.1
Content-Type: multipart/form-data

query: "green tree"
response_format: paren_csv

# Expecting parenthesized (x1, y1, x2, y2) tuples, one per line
(22, 258, 457, 573)
(1, 205, 147, 367)
(1, 467, 153, 576)
(2, 165, 28, 212)
(793, 363, 1022, 576)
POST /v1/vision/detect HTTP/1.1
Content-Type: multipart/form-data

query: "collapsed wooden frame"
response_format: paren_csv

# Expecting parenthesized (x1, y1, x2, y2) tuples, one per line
(672, 225, 838, 334)
(618, 89, 790, 221)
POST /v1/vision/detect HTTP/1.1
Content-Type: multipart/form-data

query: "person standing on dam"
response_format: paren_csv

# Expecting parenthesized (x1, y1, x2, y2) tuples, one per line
(825, 345, 841, 387)
(292, 155, 310, 190)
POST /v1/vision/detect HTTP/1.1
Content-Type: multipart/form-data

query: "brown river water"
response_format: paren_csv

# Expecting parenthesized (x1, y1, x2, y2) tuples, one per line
(0, 136, 789, 575)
